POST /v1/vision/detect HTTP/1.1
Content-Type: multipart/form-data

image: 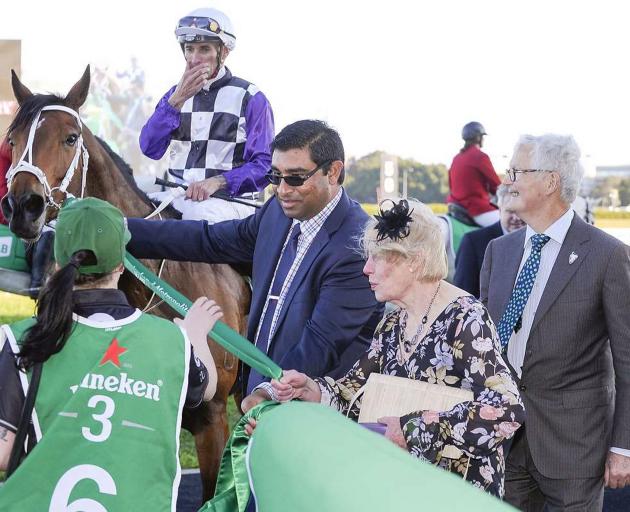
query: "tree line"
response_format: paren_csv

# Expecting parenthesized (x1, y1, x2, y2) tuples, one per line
(344, 151, 449, 204)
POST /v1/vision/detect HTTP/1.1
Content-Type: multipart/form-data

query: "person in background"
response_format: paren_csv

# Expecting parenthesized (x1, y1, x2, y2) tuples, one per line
(140, 7, 274, 223)
(454, 184, 525, 297)
(447, 121, 502, 227)
(0, 198, 221, 510)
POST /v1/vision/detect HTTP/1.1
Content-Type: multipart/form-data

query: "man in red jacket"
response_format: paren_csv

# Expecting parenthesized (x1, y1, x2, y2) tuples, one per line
(447, 122, 502, 227)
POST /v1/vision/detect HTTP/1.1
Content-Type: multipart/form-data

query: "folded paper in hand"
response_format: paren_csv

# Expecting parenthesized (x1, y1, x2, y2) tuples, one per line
(353, 373, 474, 460)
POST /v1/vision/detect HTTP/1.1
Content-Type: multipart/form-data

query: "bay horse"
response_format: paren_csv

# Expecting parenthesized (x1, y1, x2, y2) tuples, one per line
(1, 66, 249, 501)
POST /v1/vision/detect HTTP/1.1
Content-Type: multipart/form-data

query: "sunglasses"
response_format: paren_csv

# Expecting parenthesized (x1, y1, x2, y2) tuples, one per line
(266, 160, 332, 187)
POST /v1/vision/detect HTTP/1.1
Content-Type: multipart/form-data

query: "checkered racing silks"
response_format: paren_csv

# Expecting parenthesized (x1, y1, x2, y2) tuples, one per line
(167, 70, 259, 185)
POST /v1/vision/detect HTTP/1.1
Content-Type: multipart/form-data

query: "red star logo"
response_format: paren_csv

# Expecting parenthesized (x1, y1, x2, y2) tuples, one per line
(99, 338, 127, 368)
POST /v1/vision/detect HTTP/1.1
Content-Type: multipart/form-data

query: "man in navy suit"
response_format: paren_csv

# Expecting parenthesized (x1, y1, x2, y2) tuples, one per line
(126, 120, 383, 411)
(454, 185, 524, 297)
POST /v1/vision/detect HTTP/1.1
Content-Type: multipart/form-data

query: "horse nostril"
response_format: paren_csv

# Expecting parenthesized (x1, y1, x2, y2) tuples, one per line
(22, 193, 46, 219)
(0, 194, 14, 221)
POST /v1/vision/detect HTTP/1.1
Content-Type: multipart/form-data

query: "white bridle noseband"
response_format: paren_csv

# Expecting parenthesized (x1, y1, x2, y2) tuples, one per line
(6, 105, 89, 209)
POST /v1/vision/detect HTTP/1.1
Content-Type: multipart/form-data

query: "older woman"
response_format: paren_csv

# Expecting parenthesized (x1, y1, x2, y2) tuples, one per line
(271, 199, 525, 498)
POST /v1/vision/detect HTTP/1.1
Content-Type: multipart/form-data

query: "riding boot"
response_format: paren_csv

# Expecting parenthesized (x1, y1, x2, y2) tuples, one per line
(29, 230, 55, 299)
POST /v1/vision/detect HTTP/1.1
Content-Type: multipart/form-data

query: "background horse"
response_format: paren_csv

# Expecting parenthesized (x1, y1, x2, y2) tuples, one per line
(1, 66, 248, 501)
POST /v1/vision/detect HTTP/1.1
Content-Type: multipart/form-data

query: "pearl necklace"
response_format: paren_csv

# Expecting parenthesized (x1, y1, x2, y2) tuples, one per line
(397, 282, 441, 363)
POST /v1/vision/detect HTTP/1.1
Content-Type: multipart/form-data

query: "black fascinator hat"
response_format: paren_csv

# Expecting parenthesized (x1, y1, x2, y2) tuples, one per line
(373, 199, 414, 242)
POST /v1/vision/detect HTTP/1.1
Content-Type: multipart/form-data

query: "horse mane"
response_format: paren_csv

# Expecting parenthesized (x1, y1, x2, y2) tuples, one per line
(95, 137, 181, 219)
(94, 137, 181, 218)
(8, 93, 67, 135)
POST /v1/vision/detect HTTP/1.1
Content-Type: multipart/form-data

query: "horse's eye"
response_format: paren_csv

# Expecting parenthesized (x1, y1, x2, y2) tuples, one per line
(7, 137, 15, 147)
(65, 134, 78, 146)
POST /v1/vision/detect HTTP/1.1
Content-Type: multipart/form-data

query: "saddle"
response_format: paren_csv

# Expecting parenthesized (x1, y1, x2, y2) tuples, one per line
(447, 203, 479, 227)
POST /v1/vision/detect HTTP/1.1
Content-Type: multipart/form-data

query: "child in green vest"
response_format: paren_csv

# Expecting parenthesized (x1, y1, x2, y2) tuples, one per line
(0, 197, 221, 511)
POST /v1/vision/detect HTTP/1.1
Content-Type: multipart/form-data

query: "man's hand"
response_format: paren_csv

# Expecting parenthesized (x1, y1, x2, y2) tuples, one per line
(377, 416, 407, 450)
(605, 451, 630, 489)
(241, 388, 271, 414)
(168, 62, 211, 110)
(186, 176, 227, 202)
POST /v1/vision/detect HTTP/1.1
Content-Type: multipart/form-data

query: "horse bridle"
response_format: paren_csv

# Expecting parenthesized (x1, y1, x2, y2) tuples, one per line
(6, 105, 89, 209)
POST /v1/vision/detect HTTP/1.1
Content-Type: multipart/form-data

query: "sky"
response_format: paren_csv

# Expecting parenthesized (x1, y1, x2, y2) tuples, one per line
(2, 0, 629, 174)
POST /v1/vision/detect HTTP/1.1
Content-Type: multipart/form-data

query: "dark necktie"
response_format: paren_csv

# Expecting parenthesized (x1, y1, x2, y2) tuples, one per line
(497, 233, 551, 350)
(255, 223, 302, 353)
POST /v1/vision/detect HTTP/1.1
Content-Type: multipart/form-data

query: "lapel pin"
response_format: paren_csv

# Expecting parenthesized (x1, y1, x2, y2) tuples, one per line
(569, 251, 578, 265)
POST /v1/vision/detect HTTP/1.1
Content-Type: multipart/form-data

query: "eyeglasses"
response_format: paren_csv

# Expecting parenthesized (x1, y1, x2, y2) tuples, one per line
(505, 168, 554, 182)
(177, 16, 225, 35)
(266, 160, 332, 187)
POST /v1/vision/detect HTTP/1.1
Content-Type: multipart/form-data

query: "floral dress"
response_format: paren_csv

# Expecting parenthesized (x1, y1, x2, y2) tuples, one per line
(317, 296, 525, 498)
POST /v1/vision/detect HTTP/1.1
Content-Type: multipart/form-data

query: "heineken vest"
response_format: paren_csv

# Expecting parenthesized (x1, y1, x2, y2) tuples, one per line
(0, 310, 190, 512)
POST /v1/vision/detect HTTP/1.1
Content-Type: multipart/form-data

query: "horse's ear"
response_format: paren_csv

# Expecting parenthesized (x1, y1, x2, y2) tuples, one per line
(65, 65, 91, 111)
(11, 69, 33, 106)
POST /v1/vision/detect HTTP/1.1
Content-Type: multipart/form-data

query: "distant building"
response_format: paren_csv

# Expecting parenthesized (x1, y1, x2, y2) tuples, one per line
(595, 165, 630, 178)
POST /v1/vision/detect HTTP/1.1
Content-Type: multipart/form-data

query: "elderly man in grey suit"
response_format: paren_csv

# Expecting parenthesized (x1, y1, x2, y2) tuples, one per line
(480, 133, 630, 510)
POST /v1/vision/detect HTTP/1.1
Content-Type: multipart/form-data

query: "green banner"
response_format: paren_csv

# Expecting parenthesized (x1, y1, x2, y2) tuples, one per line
(123, 253, 282, 381)
(248, 402, 514, 511)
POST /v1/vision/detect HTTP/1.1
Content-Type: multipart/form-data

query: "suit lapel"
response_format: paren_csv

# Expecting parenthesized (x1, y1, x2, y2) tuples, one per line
(250, 209, 292, 333)
(271, 230, 330, 340)
(489, 222, 503, 239)
(530, 216, 591, 333)
(269, 191, 350, 344)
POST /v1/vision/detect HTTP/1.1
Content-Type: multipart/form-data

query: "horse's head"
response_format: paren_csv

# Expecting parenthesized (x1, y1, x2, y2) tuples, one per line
(0, 66, 91, 241)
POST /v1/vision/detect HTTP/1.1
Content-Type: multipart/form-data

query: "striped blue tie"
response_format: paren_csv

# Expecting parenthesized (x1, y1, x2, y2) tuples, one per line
(497, 233, 551, 350)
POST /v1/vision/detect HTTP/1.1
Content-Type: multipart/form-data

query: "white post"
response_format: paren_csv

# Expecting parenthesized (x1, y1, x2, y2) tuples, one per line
(402, 168, 408, 198)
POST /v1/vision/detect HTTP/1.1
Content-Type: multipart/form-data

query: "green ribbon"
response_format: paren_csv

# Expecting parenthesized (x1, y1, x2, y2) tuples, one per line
(198, 401, 279, 512)
(123, 253, 282, 380)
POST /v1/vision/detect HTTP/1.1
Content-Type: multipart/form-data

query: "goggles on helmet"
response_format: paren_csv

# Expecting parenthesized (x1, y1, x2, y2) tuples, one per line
(176, 16, 235, 42)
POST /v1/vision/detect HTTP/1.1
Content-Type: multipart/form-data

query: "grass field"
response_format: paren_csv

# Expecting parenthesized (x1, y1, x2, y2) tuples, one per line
(0, 291, 241, 470)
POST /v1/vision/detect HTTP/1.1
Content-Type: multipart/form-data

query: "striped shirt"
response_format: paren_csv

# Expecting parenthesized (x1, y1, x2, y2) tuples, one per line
(255, 188, 343, 351)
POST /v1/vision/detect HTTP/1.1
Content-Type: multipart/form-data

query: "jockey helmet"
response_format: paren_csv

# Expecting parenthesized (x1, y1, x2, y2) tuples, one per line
(461, 122, 487, 141)
(175, 8, 236, 51)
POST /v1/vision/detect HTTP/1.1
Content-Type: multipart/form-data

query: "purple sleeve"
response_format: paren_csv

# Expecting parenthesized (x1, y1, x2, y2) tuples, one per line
(222, 91, 274, 196)
(138, 85, 180, 160)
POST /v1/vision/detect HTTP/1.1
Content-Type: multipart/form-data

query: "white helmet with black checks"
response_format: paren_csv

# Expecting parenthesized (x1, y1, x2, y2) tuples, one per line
(174, 7, 236, 51)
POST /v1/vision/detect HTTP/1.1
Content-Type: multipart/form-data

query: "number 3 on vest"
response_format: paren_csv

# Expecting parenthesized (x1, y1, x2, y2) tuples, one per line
(82, 395, 115, 443)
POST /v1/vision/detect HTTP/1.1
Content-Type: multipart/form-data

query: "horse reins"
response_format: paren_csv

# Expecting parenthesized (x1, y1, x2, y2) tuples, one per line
(6, 105, 89, 209)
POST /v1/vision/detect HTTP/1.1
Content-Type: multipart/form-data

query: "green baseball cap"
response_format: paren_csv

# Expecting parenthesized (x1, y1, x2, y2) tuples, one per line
(54, 197, 131, 274)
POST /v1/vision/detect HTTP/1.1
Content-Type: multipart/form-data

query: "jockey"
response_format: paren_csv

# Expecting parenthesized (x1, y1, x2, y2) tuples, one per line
(446, 122, 502, 227)
(0, 197, 220, 511)
(140, 7, 275, 223)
